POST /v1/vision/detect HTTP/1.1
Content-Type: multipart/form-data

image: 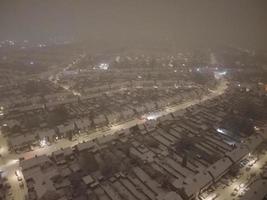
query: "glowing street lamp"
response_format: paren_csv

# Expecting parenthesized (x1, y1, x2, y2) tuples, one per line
(98, 63, 109, 70)
(40, 138, 47, 147)
(216, 128, 225, 134)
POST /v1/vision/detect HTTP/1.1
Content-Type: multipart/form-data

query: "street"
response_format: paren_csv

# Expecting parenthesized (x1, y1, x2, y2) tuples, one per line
(0, 79, 228, 200)
(203, 149, 267, 200)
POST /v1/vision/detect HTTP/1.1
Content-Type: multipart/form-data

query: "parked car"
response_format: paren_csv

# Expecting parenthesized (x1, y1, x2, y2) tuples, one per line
(231, 191, 237, 196)
(19, 182, 24, 188)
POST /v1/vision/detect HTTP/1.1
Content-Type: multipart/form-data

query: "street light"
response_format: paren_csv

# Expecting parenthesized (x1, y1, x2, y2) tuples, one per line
(40, 138, 47, 147)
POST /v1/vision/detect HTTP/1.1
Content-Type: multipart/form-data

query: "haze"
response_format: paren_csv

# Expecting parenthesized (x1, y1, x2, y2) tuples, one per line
(0, 0, 267, 50)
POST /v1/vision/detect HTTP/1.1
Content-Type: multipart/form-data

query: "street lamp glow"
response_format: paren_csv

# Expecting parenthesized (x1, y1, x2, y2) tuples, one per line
(144, 112, 161, 121)
(73, 91, 81, 96)
(216, 128, 226, 134)
(98, 63, 109, 70)
(40, 138, 47, 147)
(254, 126, 260, 131)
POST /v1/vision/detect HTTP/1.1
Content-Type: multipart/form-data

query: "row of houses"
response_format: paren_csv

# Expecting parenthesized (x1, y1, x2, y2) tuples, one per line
(5, 85, 206, 152)
(19, 88, 267, 200)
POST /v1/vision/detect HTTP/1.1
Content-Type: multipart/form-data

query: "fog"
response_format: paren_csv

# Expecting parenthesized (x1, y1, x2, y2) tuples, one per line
(0, 0, 267, 50)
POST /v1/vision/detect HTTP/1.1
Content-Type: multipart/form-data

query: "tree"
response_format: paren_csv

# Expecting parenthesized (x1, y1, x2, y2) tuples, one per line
(78, 152, 99, 172)
(191, 71, 215, 85)
(232, 97, 267, 121)
(10, 125, 22, 134)
(221, 115, 254, 137)
(47, 105, 69, 126)
(99, 150, 120, 177)
(24, 115, 40, 129)
(175, 136, 195, 152)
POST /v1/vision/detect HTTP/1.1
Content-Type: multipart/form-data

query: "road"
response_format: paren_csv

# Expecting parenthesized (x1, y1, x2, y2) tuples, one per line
(203, 148, 267, 200)
(0, 79, 228, 200)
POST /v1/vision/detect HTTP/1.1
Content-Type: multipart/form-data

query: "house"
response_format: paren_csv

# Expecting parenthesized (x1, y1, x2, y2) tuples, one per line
(144, 120, 157, 132)
(9, 134, 36, 150)
(37, 129, 56, 142)
(75, 118, 91, 131)
(22, 163, 59, 200)
(207, 157, 232, 181)
(93, 114, 107, 127)
(20, 155, 51, 171)
(106, 112, 121, 124)
(157, 192, 183, 200)
(82, 175, 94, 186)
(135, 105, 146, 114)
(158, 114, 173, 122)
(76, 141, 96, 152)
(179, 171, 213, 199)
(145, 102, 156, 111)
(57, 123, 75, 137)
(157, 99, 168, 108)
(97, 134, 118, 145)
(52, 147, 73, 162)
(3, 119, 20, 129)
(225, 144, 249, 163)
(122, 109, 135, 120)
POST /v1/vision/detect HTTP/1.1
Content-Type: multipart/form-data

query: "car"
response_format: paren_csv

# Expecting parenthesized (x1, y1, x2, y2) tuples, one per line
(208, 188, 213, 192)
(5, 183, 11, 189)
(240, 162, 246, 167)
(17, 176, 22, 181)
(249, 159, 257, 167)
(15, 170, 20, 176)
(231, 191, 237, 196)
(7, 191, 12, 196)
(19, 157, 25, 161)
(19, 182, 24, 188)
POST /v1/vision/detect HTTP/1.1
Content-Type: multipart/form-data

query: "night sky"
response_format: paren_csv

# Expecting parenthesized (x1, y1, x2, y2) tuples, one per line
(0, 0, 266, 50)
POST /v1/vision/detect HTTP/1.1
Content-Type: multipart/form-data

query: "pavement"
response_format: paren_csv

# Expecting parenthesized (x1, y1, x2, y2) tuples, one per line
(0, 79, 228, 200)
